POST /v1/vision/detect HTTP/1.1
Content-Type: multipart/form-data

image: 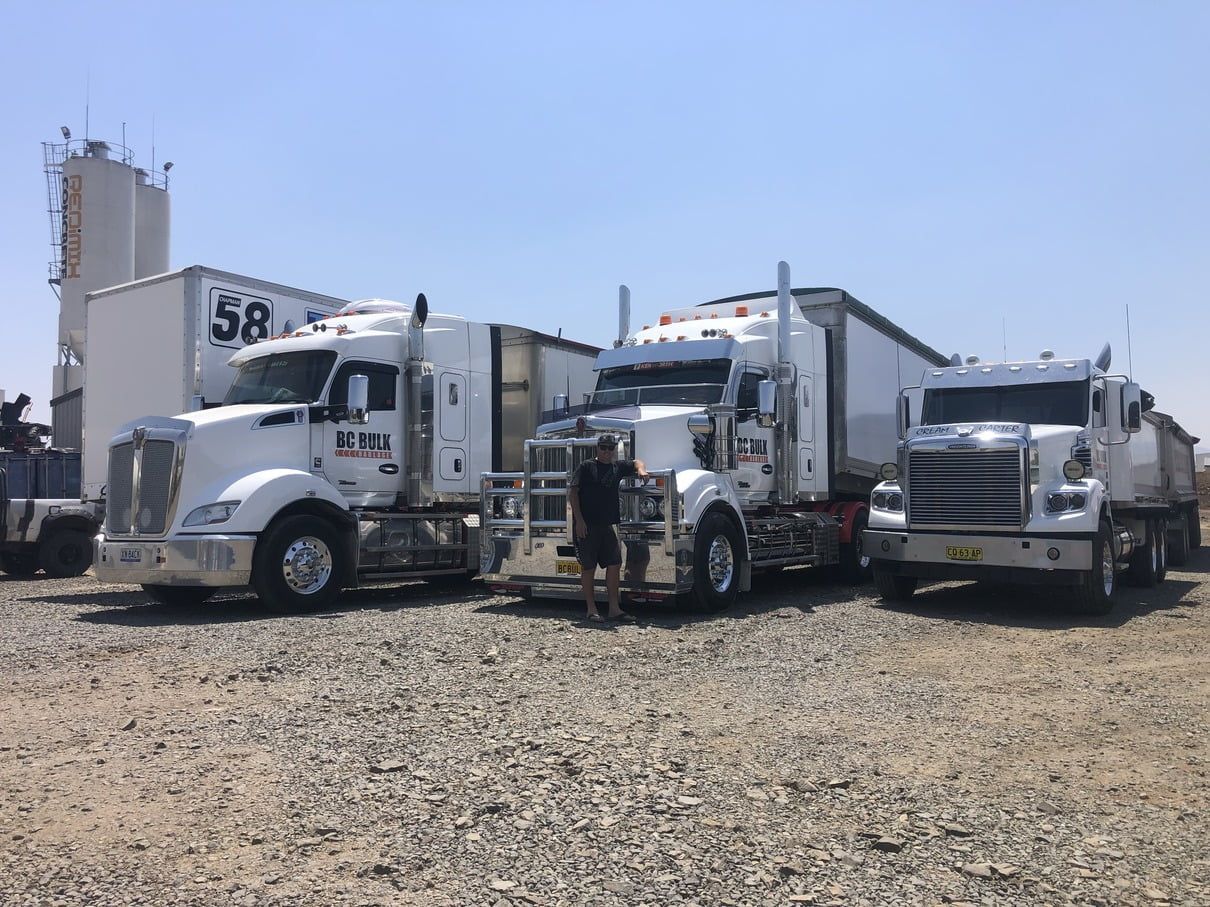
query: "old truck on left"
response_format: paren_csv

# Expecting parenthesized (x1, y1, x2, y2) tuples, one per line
(93, 296, 598, 611)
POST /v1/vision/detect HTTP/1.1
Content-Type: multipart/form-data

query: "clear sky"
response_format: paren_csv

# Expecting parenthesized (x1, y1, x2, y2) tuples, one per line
(1, 1, 1207, 445)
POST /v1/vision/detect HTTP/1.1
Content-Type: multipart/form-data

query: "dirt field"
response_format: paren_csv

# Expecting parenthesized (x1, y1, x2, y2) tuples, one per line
(1, 516, 1207, 907)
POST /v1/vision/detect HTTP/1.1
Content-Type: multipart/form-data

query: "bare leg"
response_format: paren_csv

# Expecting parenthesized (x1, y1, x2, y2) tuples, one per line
(605, 564, 622, 617)
(582, 568, 600, 618)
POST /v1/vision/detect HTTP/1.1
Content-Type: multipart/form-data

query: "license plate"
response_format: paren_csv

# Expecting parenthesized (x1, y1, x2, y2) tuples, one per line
(119, 548, 143, 564)
(945, 546, 983, 562)
(555, 559, 581, 576)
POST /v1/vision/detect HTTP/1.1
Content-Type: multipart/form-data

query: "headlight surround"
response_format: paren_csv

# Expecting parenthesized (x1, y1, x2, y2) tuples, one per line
(872, 490, 904, 512)
(1062, 458, 1086, 481)
(501, 496, 520, 519)
(182, 500, 241, 527)
(639, 495, 662, 521)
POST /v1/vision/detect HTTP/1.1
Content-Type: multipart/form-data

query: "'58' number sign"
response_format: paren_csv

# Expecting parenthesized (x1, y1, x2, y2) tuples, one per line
(209, 288, 274, 349)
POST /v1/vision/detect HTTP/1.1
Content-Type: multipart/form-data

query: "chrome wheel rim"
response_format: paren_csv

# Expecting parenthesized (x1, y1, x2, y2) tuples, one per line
(1101, 539, 1114, 597)
(1157, 525, 1166, 571)
(1150, 536, 1158, 574)
(282, 536, 333, 595)
(707, 534, 734, 593)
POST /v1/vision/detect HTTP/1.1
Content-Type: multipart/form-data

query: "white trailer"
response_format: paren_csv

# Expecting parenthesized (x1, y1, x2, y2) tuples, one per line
(92, 296, 600, 612)
(865, 346, 1202, 614)
(480, 263, 948, 610)
(82, 266, 346, 501)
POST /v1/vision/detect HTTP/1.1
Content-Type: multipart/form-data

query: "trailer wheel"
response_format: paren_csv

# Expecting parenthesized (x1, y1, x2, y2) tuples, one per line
(1128, 519, 1160, 588)
(38, 529, 93, 578)
(1188, 503, 1202, 549)
(687, 512, 743, 612)
(1168, 516, 1190, 567)
(1073, 519, 1115, 615)
(873, 567, 917, 602)
(142, 585, 217, 607)
(253, 515, 345, 614)
(838, 510, 872, 584)
(0, 552, 39, 577)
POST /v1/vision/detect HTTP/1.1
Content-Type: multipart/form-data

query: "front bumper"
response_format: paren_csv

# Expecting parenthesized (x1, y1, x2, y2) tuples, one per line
(94, 534, 256, 587)
(481, 529, 694, 598)
(864, 529, 1092, 585)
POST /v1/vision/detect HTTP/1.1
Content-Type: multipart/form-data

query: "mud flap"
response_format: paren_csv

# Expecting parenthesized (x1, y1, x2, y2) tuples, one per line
(739, 560, 752, 592)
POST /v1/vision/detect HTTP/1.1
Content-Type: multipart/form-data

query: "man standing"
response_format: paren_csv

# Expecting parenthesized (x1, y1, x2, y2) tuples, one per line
(569, 434, 649, 622)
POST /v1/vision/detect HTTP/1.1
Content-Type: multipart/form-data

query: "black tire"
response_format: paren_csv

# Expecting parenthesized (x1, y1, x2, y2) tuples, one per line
(873, 567, 917, 602)
(37, 528, 94, 578)
(1155, 519, 1167, 584)
(1073, 519, 1116, 615)
(252, 515, 346, 613)
(1188, 503, 1202, 549)
(838, 509, 873, 584)
(688, 511, 744, 612)
(1168, 516, 1190, 567)
(1128, 519, 1159, 588)
(0, 552, 39, 577)
(142, 584, 217, 607)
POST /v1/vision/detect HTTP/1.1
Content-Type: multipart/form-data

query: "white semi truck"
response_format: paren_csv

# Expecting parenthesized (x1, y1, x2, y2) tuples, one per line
(864, 346, 1202, 614)
(92, 296, 599, 611)
(479, 262, 947, 610)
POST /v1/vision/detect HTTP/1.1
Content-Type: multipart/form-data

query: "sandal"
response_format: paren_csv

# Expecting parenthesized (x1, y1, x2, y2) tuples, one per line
(586, 613, 607, 624)
(611, 612, 638, 623)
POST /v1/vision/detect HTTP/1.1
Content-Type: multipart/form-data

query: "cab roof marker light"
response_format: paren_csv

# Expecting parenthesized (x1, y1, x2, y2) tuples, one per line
(1064, 362, 1076, 369)
(1037, 364, 1049, 370)
(760, 311, 771, 317)
(956, 368, 969, 375)
(932, 370, 943, 376)
(1009, 365, 1022, 372)
(659, 314, 672, 326)
(981, 367, 992, 373)
(677, 335, 687, 341)
(710, 313, 718, 319)
(735, 305, 749, 316)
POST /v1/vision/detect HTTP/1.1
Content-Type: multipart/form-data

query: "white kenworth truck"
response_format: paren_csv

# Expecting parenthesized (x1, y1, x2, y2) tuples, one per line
(480, 263, 948, 610)
(864, 345, 1202, 614)
(92, 297, 599, 611)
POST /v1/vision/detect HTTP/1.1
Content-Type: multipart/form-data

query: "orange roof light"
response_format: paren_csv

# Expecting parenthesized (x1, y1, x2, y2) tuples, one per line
(735, 305, 749, 317)
(658, 314, 672, 326)
(710, 313, 719, 319)
(760, 311, 771, 318)
(676, 335, 687, 341)
(693, 314, 702, 320)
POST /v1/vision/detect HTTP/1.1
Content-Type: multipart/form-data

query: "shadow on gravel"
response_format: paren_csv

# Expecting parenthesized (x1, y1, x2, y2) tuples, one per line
(48, 580, 496, 627)
(477, 565, 868, 629)
(875, 549, 1208, 630)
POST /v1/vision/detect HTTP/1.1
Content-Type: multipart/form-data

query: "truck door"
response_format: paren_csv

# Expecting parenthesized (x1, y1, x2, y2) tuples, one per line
(733, 367, 777, 501)
(436, 370, 468, 485)
(322, 360, 404, 507)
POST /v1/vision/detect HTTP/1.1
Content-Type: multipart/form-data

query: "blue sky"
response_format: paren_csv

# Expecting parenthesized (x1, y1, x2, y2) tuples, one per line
(1, 2, 1207, 444)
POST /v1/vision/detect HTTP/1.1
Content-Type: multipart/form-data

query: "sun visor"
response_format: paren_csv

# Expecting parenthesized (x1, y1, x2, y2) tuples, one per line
(595, 338, 740, 370)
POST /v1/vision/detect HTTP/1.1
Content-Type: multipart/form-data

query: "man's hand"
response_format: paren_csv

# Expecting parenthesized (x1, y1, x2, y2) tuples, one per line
(575, 520, 588, 540)
(634, 458, 650, 481)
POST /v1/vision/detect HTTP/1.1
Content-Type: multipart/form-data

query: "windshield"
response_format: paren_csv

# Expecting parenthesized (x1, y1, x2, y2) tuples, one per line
(922, 379, 1089, 426)
(223, 351, 337, 405)
(589, 358, 731, 409)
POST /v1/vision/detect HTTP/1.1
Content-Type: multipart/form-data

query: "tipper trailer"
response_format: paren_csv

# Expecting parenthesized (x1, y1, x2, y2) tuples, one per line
(864, 345, 1202, 614)
(92, 296, 599, 611)
(480, 262, 948, 610)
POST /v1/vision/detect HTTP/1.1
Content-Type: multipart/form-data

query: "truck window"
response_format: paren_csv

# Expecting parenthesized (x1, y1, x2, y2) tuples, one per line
(224, 351, 337, 405)
(329, 362, 399, 411)
(921, 379, 1089, 427)
(736, 371, 765, 422)
(590, 358, 731, 409)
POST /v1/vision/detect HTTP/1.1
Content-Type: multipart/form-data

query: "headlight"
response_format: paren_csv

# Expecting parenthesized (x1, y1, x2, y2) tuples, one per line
(1046, 493, 1069, 513)
(182, 501, 241, 527)
(501, 496, 520, 519)
(872, 492, 888, 509)
(887, 492, 903, 511)
(639, 496, 662, 520)
(879, 462, 899, 482)
(1046, 492, 1087, 514)
(1062, 459, 1086, 481)
(872, 491, 904, 512)
(1067, 492, 1086, 510)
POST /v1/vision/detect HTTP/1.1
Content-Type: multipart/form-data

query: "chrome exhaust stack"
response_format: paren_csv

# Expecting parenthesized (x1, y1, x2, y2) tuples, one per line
(407, 293, 430, 506)
(616, 284, 630, 348)
(775, 261, 797, 504)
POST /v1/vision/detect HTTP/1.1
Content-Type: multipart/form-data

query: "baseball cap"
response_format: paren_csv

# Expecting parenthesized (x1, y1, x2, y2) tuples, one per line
(597, 433, 618, 449)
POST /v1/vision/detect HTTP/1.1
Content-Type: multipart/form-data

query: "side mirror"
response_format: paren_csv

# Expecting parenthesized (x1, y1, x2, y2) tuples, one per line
(189, 395, 205, 412)
(1122, 382, 1142, 434)
(347, 374, 370, 425)
(756, 380, 777, 428)
(895, 394, 909, 440)
(553, 393, 569, 417)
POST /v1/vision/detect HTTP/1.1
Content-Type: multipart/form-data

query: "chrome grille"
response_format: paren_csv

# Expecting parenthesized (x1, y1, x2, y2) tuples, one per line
(106, 443, 134, 533)
(135, 440, 177, 534)
(908, 447, 1024, 529)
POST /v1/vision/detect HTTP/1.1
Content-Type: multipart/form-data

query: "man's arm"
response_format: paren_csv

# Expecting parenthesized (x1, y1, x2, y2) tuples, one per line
(627, 458, 650, 480)
(569, 463, 588, 538)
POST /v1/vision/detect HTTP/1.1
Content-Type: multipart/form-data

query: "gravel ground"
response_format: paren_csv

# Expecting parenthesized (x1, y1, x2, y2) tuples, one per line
(1, 529, 1207, 907)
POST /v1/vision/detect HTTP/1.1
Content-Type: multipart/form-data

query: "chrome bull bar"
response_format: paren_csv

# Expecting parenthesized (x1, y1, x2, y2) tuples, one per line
(480, 437, 686, 595)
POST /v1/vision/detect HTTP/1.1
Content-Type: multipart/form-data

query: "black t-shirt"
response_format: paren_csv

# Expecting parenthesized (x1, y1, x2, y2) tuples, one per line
(571, 458, 637, 526)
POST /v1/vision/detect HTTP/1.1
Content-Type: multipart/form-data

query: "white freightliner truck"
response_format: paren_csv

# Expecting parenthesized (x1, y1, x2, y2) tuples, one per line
(479, 262, 948, 610)
(92, 296, 599, 611)
(864, 346, 1202, 614)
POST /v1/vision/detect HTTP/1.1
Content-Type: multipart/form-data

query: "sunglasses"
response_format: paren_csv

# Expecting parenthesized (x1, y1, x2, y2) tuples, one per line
(597, 442, 616, 450)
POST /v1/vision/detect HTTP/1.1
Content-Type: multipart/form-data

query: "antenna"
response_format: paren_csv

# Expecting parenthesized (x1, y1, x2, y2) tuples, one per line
(1126, 304, 1134, 380)
(85, 70, 90, 142)
(151, 113, 156, 172)
(1001, 317, 1007, 362)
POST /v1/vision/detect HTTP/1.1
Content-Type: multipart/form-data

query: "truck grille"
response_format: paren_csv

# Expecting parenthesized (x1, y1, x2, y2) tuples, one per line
(907, 447, 1024, 529)
(105, 438, 179, 536)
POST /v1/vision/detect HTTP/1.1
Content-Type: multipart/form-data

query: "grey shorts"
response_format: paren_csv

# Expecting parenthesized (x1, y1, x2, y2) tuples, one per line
(575, 524, 622, 570)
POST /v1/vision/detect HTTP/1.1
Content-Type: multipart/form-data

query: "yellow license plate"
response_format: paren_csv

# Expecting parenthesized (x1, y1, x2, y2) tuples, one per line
(945, 546, 983, 562)
(555, 560, 581, 576)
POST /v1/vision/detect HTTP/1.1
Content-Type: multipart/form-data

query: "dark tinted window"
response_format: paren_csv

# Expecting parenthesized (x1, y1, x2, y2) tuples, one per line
(330, 361, 399, 411)
(736, 372, 764, 422)
(922, 380, 1089, 426)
